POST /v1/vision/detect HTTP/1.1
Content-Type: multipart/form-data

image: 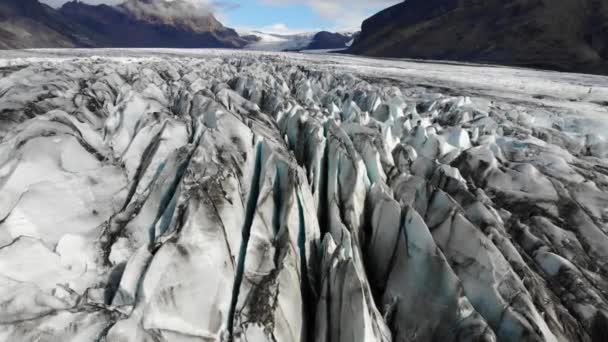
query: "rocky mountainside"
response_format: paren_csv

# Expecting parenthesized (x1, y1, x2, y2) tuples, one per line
(0, 49, 607, 341)
(0, 0, 247, 49)
(350, 0, 608, 75)
(60, 0, 248, 48)
(305, 31, 353, 50)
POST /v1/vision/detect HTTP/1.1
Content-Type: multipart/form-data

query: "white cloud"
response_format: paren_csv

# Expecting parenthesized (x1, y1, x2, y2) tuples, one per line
(41, 0, 123, 7)
(237, 23, 320, 35)
(256, 23, 298, 34)
(41, 0, 218, 9)
(261, 0, 400, 30)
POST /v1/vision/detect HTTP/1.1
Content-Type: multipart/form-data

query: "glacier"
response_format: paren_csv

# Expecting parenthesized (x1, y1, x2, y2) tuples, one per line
(0, 49, 607, 342)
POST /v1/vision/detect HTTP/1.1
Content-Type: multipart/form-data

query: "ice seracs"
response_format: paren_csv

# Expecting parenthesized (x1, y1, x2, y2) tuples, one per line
(0, 50, 607, 342)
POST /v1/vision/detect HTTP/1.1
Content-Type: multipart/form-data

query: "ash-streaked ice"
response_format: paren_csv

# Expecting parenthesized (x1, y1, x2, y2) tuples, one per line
(0, 49, 607, 342)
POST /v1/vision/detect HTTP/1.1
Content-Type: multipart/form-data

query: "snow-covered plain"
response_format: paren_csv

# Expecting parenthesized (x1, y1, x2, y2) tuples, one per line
(0, 49, 607, 342)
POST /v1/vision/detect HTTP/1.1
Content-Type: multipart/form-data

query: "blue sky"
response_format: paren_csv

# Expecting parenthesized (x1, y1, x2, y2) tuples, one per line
(227, 1, 337, 32)
(42, 0, 401, 32)
(222, 0, 400, 32)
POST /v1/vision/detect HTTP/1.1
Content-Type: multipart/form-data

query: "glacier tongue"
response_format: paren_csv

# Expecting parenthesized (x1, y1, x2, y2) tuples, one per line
(1, 50, 608, 342)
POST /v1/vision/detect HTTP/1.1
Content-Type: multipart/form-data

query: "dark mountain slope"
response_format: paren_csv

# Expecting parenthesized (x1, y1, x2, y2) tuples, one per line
(0, 0, 247, 49)
(60, 0, 248, 48)
(0, 0, 95, 48)
(350, 0, 608, 75)
(306, 31, 352, 50)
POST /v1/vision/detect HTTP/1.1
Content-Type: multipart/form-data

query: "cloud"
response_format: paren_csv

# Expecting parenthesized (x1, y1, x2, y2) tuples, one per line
(260, 0, 400, 29)
(41, 0, 240, 12)
(256, 23, 294, 34)
(123, 0, 214, 18)
(237, 23, 320, 35)
(41, 0, 123, 7)
(211, 1, 240, 11)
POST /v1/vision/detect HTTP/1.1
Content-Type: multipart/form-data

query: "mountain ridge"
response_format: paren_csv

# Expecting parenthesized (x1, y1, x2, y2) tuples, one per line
(59, 0, 248, 48)
(0, 0, 97, 48)
(0, 0, 247, 49)
(350, 0, 608, 75)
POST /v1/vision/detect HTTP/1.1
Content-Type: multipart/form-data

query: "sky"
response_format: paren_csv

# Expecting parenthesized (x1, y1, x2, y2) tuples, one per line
(41, 0, 402, 33)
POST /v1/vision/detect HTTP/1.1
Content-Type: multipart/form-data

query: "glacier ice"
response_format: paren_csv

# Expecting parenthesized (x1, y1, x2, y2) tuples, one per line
(0, 50, 607, 342)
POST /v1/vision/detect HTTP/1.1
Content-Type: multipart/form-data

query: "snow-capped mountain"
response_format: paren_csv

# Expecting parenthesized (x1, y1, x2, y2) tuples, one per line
(240, 29, 355, 52)
(350, 0, 608, 75)
(1, 49, 607, 341)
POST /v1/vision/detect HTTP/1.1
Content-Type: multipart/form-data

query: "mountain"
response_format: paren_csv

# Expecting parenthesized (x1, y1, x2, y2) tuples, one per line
(0, 0, 247, 49)
(0, 0, 351, 51)
(60, 0, 248, 48)
(350, 0, 608, 75)
(0, 0, 95, 48)
(240, 29, 355, 51)
(306, 31, 353, 50)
